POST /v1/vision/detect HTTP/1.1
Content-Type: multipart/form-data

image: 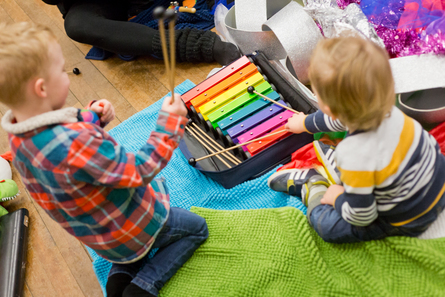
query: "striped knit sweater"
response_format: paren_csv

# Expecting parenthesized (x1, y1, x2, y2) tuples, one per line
(304, 107, 445, 227)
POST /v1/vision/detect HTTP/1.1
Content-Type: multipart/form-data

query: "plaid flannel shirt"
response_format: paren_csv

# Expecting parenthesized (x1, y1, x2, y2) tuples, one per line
(2, 106, 188, 263)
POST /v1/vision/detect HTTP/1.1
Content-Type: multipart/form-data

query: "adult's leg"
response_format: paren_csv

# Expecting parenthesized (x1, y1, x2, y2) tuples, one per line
(64, 0, 158, 56)
(123, 207, 208, 296)
(64, 0, 240, 64)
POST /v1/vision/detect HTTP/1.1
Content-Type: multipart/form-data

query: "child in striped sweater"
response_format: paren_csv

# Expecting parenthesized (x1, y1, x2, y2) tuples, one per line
(270, 37, 445, 243)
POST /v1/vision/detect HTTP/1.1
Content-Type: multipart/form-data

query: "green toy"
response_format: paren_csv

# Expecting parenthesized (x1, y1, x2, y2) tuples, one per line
(0, 179, 19, 203)
(0, 204, 7, 217)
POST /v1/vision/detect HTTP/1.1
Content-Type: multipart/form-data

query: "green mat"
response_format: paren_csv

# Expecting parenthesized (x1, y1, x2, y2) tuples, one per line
(160, 207, 445, 297)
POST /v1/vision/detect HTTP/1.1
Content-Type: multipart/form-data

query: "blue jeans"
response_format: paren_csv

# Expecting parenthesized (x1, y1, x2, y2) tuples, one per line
(309, 195, 445, 243)
(108, 207, 208, 296)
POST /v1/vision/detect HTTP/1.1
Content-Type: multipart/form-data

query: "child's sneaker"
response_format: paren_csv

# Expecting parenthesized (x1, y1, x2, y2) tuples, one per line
(301, 174, 330, 223)
(313, 140, 341, 185)
(301, 175, 330, 207)
(268, 168, 321, 196)
(0, 179, 19, 202)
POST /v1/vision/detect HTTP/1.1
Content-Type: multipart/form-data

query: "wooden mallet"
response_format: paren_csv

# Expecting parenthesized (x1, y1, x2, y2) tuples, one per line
(164, 8, 177, 103)
(188, 129, 288, 166)
(153, 7, 177, 104)
(247, 86, 299, 114)
(66, 68, 81, 75)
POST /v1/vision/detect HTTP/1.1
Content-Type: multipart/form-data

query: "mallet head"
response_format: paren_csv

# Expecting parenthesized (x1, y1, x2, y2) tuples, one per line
(153, 6, 166, 19)
(247, 86, 255, 94)
(188, 157, 197, 166)
(164, 8, 177, 22)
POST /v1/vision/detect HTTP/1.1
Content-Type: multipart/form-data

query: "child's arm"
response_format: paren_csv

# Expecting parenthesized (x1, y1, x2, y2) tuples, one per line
(86, 99, 115, 127)
(286, 110, 346, 134)
(330, 190, 378, 227)
(67, 95, 188, 188)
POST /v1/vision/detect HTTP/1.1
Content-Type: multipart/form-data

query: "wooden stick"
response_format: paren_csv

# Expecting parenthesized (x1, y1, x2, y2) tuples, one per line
(191, 123, 241, 165)
(169, 18, 176, 104)
(158, 18, 171, 91)
(195, 129, 288, 162)
(188, 125, 238, 166)
(186, 127, 232, 168)
(190, 123, 241, 165)
(253, 90, 299, 114)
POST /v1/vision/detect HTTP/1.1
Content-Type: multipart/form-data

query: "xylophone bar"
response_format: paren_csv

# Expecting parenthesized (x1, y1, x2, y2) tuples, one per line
(217, 91, 281, 132)
(246, 126, 291, 155)
(226, 98, 285, 139)
(190, 63, 259, 108)
(236, 110, 294, 145)
(206, 81, 272, 124)
(181, 56, 252, 106)
(199, 72, 265, 119)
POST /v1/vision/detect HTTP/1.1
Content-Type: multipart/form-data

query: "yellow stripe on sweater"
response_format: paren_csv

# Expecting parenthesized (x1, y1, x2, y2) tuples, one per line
(391, 182, 445, 227)
(338, 115, 415, 189)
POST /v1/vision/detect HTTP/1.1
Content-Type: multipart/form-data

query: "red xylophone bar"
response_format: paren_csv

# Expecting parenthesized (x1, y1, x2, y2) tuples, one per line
(181, 56, 252, 107)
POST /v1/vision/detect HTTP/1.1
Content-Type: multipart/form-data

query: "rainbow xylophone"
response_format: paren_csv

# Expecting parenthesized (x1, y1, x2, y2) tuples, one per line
(179, 51, 317, 188)
(182, 55, 297, 159)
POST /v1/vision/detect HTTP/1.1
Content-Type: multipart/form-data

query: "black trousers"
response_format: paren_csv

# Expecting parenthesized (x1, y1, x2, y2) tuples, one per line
(64, 0, 159, 56)
(61, 0, 240, 64)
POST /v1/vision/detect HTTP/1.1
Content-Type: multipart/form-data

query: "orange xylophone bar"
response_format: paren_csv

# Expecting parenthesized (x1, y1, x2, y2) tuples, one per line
(181, 56, 252, 106)
(190, 63, 259, 108)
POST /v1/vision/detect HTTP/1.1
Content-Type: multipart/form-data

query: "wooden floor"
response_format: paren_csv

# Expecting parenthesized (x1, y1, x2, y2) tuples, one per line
(0, 1, 219, 295)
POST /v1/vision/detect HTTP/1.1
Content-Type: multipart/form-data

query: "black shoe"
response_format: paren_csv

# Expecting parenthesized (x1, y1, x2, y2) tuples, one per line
(122, 283, 156, 297)
(106, 273, 133, 297)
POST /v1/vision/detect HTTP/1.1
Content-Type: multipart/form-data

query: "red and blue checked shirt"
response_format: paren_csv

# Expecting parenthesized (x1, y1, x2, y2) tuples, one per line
(1, 106, 188, 263)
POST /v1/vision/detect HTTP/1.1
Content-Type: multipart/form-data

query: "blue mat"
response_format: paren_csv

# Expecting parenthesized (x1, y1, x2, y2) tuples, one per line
(87, 80, 307, 296)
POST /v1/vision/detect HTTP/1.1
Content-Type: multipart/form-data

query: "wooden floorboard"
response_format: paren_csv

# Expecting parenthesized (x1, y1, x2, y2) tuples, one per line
(0, 0, 219, 295)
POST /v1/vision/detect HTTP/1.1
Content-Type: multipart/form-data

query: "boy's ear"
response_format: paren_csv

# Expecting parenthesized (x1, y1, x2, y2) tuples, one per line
(33, 78, 47, 98)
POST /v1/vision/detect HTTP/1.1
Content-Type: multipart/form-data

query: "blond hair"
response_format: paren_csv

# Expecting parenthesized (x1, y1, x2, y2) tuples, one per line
(308, 37, 395, 131)
(0, 22, 57, 107)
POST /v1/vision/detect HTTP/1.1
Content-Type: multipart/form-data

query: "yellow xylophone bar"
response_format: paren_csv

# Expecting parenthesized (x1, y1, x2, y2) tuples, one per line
(199, 72, 265, 120)
(190, 63, 258, 108)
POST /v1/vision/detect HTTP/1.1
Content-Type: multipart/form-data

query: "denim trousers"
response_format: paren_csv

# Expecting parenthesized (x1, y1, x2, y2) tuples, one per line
(108, 207, 209, 296)
(309, 194, 445, 243)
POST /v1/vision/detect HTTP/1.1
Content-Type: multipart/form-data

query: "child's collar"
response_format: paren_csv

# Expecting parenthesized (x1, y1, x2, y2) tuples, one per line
(1, 107, 79, 135)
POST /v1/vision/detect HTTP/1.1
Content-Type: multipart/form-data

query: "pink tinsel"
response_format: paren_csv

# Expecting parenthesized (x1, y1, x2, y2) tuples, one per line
(337, 0, 445, 57)
(375, 26, 445, 57)
(337, 0, 361, 9)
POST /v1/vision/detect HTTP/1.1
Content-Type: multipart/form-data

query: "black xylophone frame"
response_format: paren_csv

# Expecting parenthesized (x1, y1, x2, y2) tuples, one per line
(179, 51, 318, 189)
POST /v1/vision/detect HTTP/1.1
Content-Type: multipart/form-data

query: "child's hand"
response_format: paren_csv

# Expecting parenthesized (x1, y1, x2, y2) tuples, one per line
(285, 113, 307, 134)
(161, 93, 187, 117)
(321, 185, 344, 206)
(90, 99, 115, 123)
